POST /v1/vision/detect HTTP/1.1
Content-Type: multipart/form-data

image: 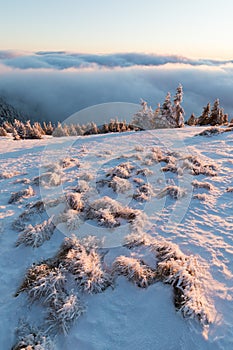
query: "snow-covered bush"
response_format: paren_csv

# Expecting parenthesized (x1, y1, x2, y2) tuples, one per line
(55, 209, 83, 231)
(192, 179, 213, 191)
(75, 180, 90, 193)
(13, 200, 46, 231)
(193, 193, 208, 201)
(113, 256, 156, 288)
(133, 183, 154, 202)
(28, 268, 66, 304)
(226, 186, 233, 192)
(52, 236, 112, 294)
(110, 176, 132, 193)
(33, 172, 62, 187)
(123, 235, 215, 325)
(124, 232, 152, 249)
(0, 170, 20, 179)
(151, 239, 214, 325)
(65, 192, 84, 211)
(157, 185, 187, 199)
(46, 293, 85, 335)
(182, 156, 217, 176)
(85, 196, 138, 228)
(12, 321, 54, 350)
(196, 127, 223, 137)
(78, 172, 94, 181)
(9, 186, 35, 204)
(107, 162, 134, 179)
(59, 157, 79, 169)
(136, 168, 153, 176)
(16, 217, 55, 248)
(15, 263, 64, 301)
(13, 177, 31, 184)
(65, 248, 112, 294)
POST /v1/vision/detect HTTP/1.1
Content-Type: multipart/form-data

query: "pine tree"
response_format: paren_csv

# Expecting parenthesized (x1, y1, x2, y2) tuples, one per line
(173, 84, 185, 127)
(68, 124, 78, 136)
(131, 99, 154, 130)
(53, 122, 69, 137)
(161, 92, 175, 126)
(0, 126, 7, 136)
(187, 113, 197, 126)
(198, 103, 211, 125)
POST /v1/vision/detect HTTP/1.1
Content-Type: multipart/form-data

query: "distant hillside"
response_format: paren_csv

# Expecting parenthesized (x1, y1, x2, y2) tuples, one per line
(0, 98, 25, 125)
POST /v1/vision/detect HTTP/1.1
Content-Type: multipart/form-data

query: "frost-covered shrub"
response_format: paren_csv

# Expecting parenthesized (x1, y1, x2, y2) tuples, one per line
(55, 209, 83, 231)
(75, 180, 90, 193)
(52, 236, 112, 294)
(113, 256, 156, 288)
(13, 178, 31, 184)
(65, 248, 112, 294)
(16, 217, 55, 248)
(161, 157, 178, 173)
(33, 172, 62, 187)
(110, 176, 132, 193)
(134, 145, 144, 152)
(192, 179, 213, 191)
(193, 193, 208, 201)
(28, 268, 66, 304)
(46, 293, 85, 335)
(182, 156, 217, 176)
(0, 171, 20, 179)
(196, 127, 223, 137)
(65, 192, 83, 211)
(9, 186, 35, 204)
(85, 196, 138, 228)
(133, 183, 154, 202)
(78, 172, 94, 181)
(13, 200, 46, 231)
(15, 263, 65, 302)
(226, 186, 233, 192)
(107, 162, 134, 179)
(124, 232, 152, 249)
(151, 239, 214, 325)
(157, 185, 187, 199)
(136, 168, 153, 176)
(145, 147, 164, 163)
(12, 321, 54, 350)
(133, 177, 145, 185)
(123, 235, 214, 325)
(59, 157, 79, 169)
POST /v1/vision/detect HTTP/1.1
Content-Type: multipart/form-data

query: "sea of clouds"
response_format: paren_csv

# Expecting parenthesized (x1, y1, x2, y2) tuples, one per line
(0, 50, 233, 123)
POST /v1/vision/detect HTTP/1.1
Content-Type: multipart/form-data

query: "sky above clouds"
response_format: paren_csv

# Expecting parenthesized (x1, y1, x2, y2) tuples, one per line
(1, 0, 233, 58)
(1, 0, 233, 122)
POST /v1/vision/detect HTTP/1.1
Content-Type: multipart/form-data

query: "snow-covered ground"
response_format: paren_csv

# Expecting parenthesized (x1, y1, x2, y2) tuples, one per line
(0, 127, 233, 350)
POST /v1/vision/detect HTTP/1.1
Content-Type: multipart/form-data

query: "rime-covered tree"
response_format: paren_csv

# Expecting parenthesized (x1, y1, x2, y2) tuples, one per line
(43, 121, 54, 135)
(53, 122, 69, 137)
(131, 99, 154, 130)
(161, 92, 175, 126)
(2, 121, 13, 133)
(198, 103, 211, 125)
(187, 113, 197, 126)
(0, 126, 7, 136)
(173, 84, 185, 127)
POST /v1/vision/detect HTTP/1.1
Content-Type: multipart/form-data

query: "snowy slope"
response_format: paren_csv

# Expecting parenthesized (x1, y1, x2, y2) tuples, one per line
(0, 127, 233, 350)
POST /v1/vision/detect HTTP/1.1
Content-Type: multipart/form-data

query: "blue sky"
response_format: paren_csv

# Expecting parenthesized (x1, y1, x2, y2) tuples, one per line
(1, 0, 233, 58)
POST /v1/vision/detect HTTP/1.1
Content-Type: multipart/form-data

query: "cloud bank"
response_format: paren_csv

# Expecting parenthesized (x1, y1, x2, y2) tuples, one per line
(0, 51, 233, 123)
